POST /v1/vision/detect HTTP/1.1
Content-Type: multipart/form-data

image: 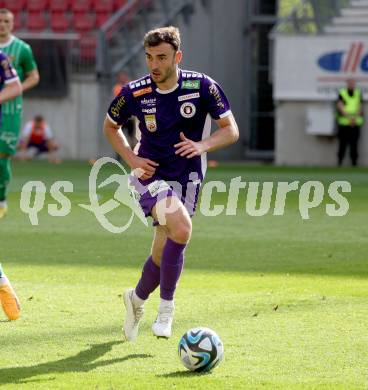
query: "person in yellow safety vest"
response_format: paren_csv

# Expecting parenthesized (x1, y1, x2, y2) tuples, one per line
(336, 78, 364, 166)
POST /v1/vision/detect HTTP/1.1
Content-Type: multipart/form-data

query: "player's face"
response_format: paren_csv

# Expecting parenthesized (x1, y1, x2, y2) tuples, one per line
(0, 13, 13, 38)
(145, 43, 182, 85)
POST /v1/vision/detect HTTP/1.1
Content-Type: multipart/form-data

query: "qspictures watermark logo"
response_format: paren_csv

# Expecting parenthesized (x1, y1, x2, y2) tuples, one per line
(19, 158, 352, 234)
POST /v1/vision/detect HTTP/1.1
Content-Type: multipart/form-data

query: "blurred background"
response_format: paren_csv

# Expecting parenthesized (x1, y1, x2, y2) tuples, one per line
(8, 0, 368, 165)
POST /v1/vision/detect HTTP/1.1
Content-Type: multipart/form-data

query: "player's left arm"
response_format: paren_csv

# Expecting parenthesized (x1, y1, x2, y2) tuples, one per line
(175, 113, 239, 158)
(22, 69, 40, 92)
(21, 44, 40, 92)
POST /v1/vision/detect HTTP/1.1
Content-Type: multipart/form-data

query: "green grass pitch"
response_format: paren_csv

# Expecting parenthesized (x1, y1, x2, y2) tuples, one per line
(1, 160, 367, 389)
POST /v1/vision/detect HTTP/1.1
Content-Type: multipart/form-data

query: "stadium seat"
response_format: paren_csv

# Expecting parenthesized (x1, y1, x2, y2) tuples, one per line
(49, 0, 70, 12)
(50, 12, 70, 32)
(71, 0, 92, 13)
(79, 34, 97, 60)
(3, 0, 25, 13)
(113, 0, 127, 11)
(26, 12, 47, 32)
(94, 0, 114, 13)
(27, 0, 49, 12)
(95, 12, 112, 28)
(12, 13, 23, 31)
(73, 13, 95, 34)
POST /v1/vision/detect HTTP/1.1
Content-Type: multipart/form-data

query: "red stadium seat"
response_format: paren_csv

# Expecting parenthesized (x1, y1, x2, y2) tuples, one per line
(95, 12, 111, 28)
(79, 34, 97, 60)
(73, 13, 95, 34)
(27, 0, 49, 12)
(50, 12, 70, 32)
(3, 0, 25, 13)
(94, 0, 114, 13)
(26, 12, 47, 32)
(49, 0, 70, 12)
(12, 13, 23, 31)
(113, 0, 127, 11)
(71, 0, 92, 13)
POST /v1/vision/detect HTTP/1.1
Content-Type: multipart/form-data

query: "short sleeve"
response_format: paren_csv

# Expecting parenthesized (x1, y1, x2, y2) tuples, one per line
(21, 43, 38, 73)
(202, 75, 231, 120)
(44, 124, 53, 139)
(106, 86, 134, 126)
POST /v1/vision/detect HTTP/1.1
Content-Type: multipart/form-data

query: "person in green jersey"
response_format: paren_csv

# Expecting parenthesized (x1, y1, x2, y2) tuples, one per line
(0, 51, 22, 320)
(0, 8, 39, 217)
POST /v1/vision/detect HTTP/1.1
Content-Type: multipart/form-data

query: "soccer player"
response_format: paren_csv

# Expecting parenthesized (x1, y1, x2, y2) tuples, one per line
(0, 8, 39, 218)
(0, 50, 22, 320)
(104, 26, 239, 340)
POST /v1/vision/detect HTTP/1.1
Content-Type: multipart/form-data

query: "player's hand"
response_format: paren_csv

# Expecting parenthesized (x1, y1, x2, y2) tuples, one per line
(174, 132, 207, 158)
(129, 155, 159, 180)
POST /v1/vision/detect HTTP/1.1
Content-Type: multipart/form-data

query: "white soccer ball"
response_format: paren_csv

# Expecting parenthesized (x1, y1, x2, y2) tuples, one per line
(178, 327, 224, 372)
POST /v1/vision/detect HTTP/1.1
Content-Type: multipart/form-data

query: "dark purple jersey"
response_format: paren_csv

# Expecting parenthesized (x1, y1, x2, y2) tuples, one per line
(0, 50, 18, 89)
(107, 69, 231, 180)
(0, 50, 19, 119)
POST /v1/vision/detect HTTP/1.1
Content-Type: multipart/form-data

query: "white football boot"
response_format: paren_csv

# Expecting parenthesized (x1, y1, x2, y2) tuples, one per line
(152, 300, 175, 338)
(123, 288, 144, 341)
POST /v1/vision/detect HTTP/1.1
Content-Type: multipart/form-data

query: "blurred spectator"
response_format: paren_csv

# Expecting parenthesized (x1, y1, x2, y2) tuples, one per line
(336, 78, 364, 166)
(113, 71, 130, 97)
(17, 115, 61, 163)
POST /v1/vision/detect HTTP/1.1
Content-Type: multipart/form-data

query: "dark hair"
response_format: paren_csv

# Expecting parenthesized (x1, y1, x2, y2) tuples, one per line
(34, 115, 44, 122)
(143, 26, 181, 51)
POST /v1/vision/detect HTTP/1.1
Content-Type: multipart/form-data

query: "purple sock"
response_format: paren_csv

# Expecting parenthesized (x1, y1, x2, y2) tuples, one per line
(135, 256, 160, 300)
(160, 238, 186, 300)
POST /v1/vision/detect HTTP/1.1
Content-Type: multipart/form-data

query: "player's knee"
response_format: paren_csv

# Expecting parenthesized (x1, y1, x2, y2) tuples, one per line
(170, 219, 192, 244)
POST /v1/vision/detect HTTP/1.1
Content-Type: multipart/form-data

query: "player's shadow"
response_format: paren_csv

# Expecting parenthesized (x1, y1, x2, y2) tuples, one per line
(0, 340, 153, 385)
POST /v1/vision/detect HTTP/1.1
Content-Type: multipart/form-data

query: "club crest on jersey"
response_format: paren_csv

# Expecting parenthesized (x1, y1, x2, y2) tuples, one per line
(144, 114, 157, 132)
(180, 102, 196, 118)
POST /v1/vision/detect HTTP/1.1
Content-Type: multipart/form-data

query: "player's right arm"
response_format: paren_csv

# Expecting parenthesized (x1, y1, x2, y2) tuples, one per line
(104, 88, 158, 180)
(103, 117, 158, 180)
